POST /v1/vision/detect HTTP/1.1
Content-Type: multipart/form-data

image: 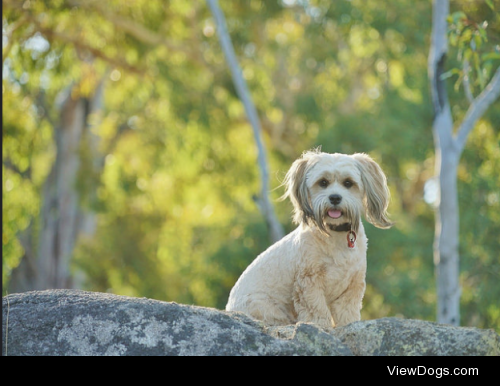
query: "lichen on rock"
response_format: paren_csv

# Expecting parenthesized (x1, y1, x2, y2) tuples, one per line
(3, 290, 499, 356)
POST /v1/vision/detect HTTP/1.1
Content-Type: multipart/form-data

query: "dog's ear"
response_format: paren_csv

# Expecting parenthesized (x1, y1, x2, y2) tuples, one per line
(352, 153, 393, 229)
(280, 153, 315, 225)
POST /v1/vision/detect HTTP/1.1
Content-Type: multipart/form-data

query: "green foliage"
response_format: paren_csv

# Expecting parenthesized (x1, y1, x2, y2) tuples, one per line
(459, 121, 500, 328)
(2, 0, 499, 330)
(446, 2, 500, 93)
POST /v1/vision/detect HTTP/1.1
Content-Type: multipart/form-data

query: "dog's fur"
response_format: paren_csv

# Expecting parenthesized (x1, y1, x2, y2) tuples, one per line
(226, 149, 392, 328)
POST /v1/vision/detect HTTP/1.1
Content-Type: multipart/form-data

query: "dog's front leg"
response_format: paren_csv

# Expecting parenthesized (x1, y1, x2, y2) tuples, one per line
(330, 271, 366, 327)
(293, 273, 335, 329)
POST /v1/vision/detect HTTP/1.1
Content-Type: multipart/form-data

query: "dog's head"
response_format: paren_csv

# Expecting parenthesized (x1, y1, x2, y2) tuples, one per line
(281, 149, 393, 234)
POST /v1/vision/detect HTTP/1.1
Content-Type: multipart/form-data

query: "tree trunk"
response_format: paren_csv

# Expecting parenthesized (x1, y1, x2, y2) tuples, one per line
(434, 146, 461, 325)
(428, 0, 500, 325)
(9, 80, 105, 293)
(428, 0, 461, 325)
(206, 0, 284, 243)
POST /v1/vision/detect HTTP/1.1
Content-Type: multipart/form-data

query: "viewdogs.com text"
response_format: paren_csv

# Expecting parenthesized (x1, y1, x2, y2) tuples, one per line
(387, 366, 478, 377)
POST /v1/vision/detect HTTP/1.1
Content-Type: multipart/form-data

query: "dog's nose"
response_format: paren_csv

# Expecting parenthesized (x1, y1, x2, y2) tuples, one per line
(329, 194, 342, 205)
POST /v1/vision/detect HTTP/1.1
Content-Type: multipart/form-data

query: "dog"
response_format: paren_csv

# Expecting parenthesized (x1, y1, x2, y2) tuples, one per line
(226, 149, 393, 329)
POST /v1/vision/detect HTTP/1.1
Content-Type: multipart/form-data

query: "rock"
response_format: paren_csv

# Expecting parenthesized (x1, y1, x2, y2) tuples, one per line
(2, 290, 499, 356)
(334, 318, 500, 356)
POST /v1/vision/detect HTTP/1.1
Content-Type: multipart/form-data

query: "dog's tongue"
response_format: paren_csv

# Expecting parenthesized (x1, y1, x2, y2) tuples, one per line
(328, 210, 342, 219)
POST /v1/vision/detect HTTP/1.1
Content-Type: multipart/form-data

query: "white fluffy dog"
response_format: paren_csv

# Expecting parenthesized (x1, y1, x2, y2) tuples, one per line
(226, 149, 393, 328)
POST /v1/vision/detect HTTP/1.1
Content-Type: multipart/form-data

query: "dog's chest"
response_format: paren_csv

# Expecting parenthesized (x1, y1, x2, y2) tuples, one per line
(320, 246, 366, 300)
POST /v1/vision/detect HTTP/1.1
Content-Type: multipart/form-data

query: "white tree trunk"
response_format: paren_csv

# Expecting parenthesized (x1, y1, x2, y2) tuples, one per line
(206, 0, 284, 243)
(434, 142, 461, 325)
(429, 0, 500, 325)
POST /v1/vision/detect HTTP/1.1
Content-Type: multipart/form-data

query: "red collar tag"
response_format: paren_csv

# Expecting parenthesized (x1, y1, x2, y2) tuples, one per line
(347, 230, 357, 248)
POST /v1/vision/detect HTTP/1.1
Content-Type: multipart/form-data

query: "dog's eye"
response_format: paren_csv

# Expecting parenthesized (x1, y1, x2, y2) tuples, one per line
(319, 179, 329, 188)
(343, 179, 353, 188)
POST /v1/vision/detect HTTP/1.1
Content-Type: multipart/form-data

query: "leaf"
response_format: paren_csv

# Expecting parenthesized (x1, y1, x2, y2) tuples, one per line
(473, 34, 483, 51)
(463, 47, 473, 62)
(478, 27, 488, 43)
(481, 52, 500, 62)
(486, 0, 495, 11)
(461, 28, 472, 43)
(451, 11, 467, 24)
(449, 32, 458, 47)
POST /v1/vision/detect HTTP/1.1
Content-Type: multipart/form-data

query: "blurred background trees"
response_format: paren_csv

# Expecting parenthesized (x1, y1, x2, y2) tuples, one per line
(3, 0, 499, 330)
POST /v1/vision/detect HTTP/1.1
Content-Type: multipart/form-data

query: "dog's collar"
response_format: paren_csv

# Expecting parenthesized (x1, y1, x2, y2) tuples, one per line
(327, 223, 352, 232)
(328, 223, 357, 248)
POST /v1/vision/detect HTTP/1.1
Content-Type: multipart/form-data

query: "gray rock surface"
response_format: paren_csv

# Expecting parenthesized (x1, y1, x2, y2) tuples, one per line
(2, 290, 499, 356)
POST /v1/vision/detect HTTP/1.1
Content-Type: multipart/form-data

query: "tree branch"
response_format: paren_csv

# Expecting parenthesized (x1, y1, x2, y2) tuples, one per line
(69, 0, 207, 67)
(35, 23, 144, 75)
(7, 7, 145, 75)
(455, 66, 500, 153)
(206, 0, 284, 242)
(3, 159, 31, 180)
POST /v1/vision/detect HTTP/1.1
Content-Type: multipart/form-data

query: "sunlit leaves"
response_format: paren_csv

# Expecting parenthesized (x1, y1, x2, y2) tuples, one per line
(2, 85, 52, 283)
(447, 8, 500, 92)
